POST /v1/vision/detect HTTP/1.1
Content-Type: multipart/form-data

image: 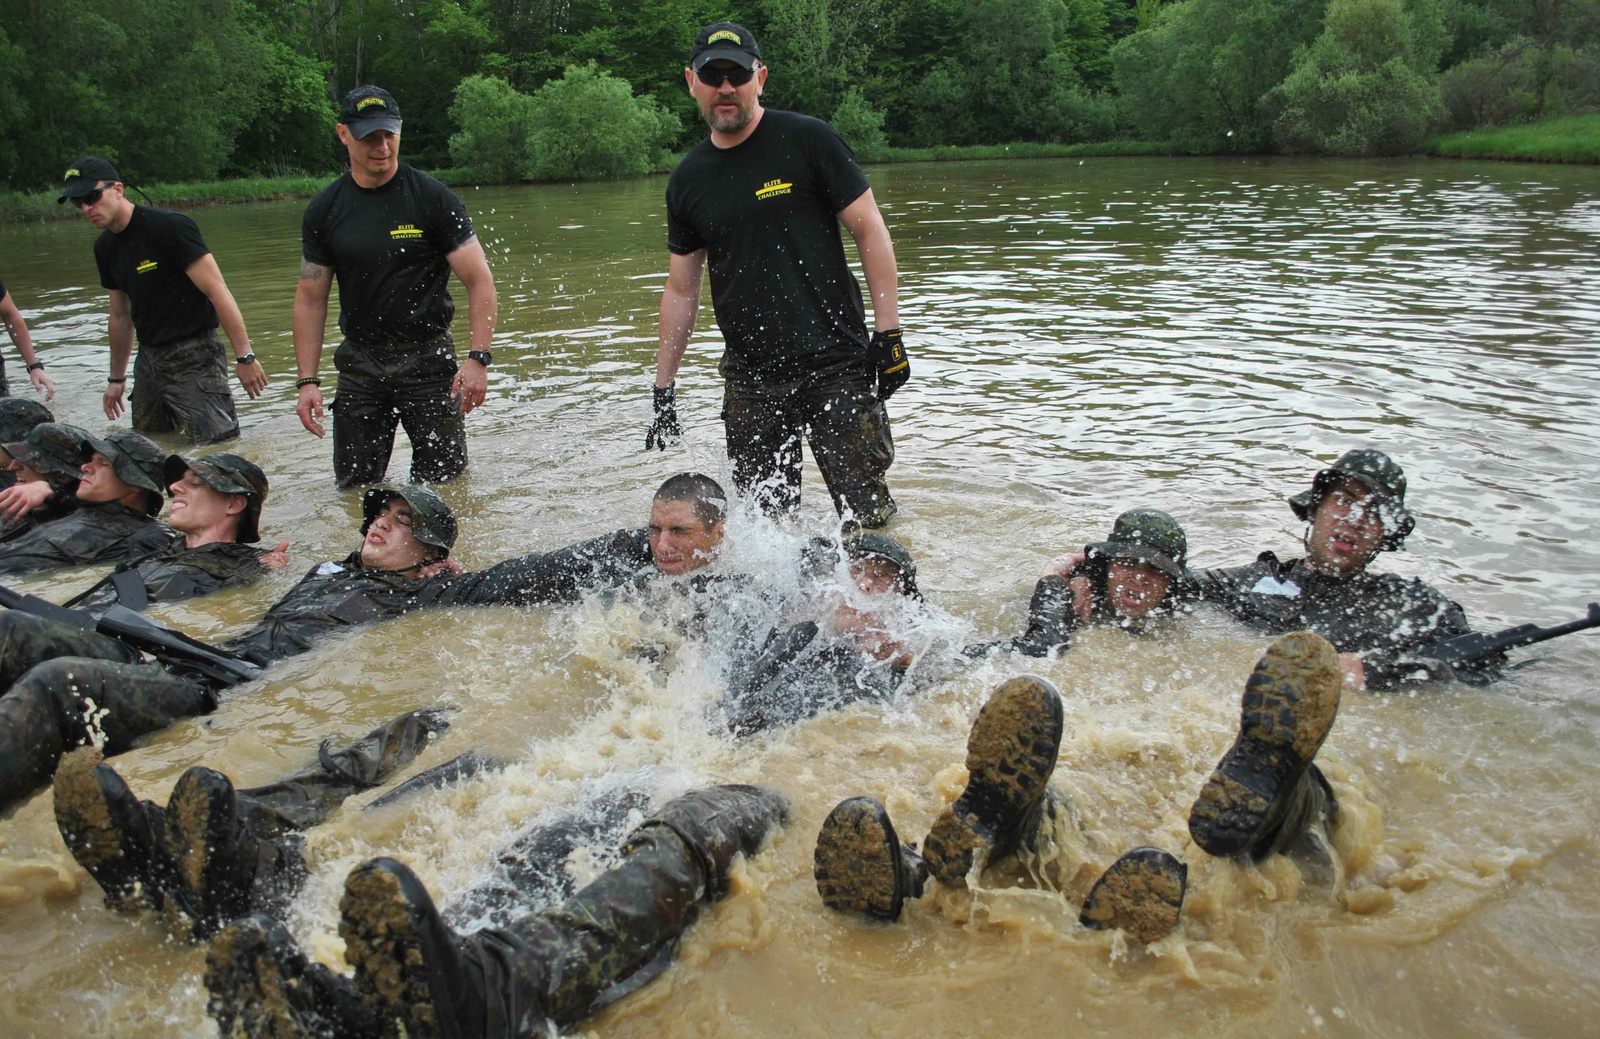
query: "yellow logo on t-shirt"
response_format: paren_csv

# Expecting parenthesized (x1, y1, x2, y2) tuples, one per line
(390, 224, 423, 239)
(755, 178, 792, 201)
(708, 30, 741, 44)
(135, 259, 158, 274)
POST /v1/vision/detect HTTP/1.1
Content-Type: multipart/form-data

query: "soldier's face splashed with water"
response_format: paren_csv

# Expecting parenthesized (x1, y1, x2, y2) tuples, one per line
(1106, 561, 1171, 619)
(361, 500, 434, 572)
(1307, 481, 1385, 576)
(647, 499, 724, 576)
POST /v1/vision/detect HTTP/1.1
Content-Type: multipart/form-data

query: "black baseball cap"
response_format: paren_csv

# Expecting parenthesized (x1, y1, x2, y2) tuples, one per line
(58, 156, 122, 203)
(339, 86, 403, 139)
(164, 453, 270, 544)
(690, 22, 761, 69)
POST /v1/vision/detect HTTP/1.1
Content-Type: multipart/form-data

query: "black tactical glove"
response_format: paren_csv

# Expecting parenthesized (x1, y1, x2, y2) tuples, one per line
(871, 328, 909, 401)
(645, 382, 682, 450)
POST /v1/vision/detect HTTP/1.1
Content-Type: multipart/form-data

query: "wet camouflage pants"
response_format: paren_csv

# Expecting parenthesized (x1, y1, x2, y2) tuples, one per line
(331, 336, 467, 489)
(463, 785, 784, 1035)
(0, 611, 208, 809)
(722, 364, 895, 527)
(132, 331, 240, 444)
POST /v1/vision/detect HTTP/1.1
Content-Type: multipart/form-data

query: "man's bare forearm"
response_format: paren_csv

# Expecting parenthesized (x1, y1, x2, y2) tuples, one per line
(467, 276, 497, 353)
(108, 311, 134, 377)
(293, 261, 334, 377)
(855, 223, 899, 331)
(656, 286, 698, 388)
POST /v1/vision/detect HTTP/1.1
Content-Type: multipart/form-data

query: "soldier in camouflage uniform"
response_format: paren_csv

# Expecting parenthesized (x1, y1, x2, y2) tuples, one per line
(0, 428, 174, 575)
(202, 783, 788, 1039)
(1189, 449, 1497, 690)
(0, 420, 84, 538)
(64, 453, 276, 614)
(0, 398, 54, 493)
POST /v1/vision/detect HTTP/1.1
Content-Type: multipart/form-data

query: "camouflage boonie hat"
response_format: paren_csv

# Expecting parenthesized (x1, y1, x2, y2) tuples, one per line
(1084, 508, 1189, 580)
(362, 485, 458, 552)
(83, 430, 167, 495)
(844, 531, 921, 598)
(1288, 448, 1415, 550)
(0, 398, 54, 444)
(164, 453, 270, 544)
(1, 422, 92, 478)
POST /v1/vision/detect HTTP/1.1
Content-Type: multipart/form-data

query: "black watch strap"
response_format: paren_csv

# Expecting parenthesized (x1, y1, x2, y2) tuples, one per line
(235, 352, 257, 365)
(25, 362, 44, 372)
(468, 349, 493, 367)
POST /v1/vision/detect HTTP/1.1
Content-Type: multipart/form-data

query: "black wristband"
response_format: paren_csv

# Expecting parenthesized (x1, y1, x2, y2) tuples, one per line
(467, 349, 492, 367)
(25, 362, 44, 373)
(235, 352, 257, 365)
(107, 376, 127, 384)
(296, 376, 322, 389)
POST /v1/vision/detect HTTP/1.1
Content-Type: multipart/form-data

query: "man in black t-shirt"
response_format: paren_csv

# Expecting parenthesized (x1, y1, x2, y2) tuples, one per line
(0, 277, 56, 400)
(293, 86, 498, 489)
(654, 23, 906, 529)
(58, 156, 267, 444)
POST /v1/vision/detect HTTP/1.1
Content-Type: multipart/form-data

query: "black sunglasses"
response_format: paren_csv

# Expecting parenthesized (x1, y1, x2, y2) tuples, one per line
(67, 188, 105, 208)
(695, 64, 755, 88)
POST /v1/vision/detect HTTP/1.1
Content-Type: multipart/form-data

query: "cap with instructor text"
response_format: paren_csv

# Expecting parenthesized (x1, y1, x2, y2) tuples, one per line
(339, 86, 403, 139)
(690, 22, 761, 69)
(57, 156, 122, 203)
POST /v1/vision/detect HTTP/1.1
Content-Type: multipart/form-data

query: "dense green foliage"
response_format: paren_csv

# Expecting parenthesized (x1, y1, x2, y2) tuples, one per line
(0, 0, 1595, 193)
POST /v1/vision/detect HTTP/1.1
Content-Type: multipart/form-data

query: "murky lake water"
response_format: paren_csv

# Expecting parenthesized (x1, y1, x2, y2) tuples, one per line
(1, 155, 1598, 1037)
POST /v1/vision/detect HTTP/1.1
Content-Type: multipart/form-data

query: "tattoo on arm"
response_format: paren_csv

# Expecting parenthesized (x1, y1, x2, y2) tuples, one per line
(298, 260, 334, 284)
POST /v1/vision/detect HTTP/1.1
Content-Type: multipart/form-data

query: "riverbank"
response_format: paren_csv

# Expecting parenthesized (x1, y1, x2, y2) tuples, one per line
(1422, 114, 1600, 163)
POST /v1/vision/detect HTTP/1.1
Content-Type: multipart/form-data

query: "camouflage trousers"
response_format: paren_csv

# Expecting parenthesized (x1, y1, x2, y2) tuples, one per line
(331, 335, 467, 489)
(132, 330, 240, 444)
(722, 363, 896, 527)
(452, 784, 785, 1036)
(0, 611, 210, 810)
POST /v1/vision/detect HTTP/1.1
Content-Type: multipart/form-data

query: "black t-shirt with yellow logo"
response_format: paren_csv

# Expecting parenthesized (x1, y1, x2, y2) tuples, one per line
(301, 163, 475, 345)
(667, 110, 873, 383)
(94, 206, 218, 348)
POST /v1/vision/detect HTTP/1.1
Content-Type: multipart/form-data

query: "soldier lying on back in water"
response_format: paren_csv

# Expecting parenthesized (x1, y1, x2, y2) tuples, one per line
(1189, 449, 1504, 689)
(0, 419, 83, 538)
(2, 474, 744, 812)
(0, 426, 176, 574)
(813, 631, 1347, 947)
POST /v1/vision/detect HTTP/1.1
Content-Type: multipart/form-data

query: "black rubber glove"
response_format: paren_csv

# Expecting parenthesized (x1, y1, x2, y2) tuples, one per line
(871, 328, 909, 401)
(645, 382, 682, 450)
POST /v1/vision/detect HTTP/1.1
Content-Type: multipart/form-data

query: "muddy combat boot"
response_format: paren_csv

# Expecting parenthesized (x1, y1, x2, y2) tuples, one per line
(1079, 847, 1188, 945)
(205, 913, 381, 1039)
(340, 785, 789, 1039)
(813, 796, 927, 921)
(1188, 631, 1342, 860)
(163, 766, 308, 940)
(1012, 576, 1075, 658)
(52, 747, 176, 910)
(922, 676, 1065, 888)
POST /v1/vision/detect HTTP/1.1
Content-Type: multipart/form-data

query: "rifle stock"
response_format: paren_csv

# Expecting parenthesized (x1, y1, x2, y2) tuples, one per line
(0, 583, 96, 629)
(1418, 601, 1600, 671)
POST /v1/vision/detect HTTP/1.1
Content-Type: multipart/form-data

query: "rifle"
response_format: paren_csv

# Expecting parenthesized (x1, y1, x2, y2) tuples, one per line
(0, 585, 261, 687)
(1397, 601, 1600, 673)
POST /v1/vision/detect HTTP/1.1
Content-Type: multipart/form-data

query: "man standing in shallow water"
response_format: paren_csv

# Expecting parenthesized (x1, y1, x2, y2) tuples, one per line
(58, 156, 264, 443)
(294, 86, 498, 489)
(652, 22, 906, 528)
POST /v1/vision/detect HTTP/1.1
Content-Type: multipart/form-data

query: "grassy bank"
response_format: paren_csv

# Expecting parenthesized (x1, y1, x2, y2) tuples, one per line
(0, 175, 337, 224)
(1422, 114, 1600, 163)
(866, 140, 1176, 164)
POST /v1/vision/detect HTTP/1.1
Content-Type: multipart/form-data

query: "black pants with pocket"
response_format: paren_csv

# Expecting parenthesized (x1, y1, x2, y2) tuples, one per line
(131, 330, 240, 444)
(331, 335, 467, 489)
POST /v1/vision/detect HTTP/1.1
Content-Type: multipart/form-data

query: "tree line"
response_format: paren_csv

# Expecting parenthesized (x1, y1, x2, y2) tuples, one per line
(0, 0, 1595, 192)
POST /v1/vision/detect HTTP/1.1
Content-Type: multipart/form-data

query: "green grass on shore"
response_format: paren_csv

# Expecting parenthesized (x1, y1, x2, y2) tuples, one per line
(0, 175, 337, 225)
(1422, 114, 1600, 163)
(866, 140, 1176, 164)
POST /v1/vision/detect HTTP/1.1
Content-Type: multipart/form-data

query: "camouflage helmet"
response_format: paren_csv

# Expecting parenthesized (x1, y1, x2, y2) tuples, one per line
(1084, 508, 1188, 580)
(164, 453, 270, 544)
(1288, 449, 1415, 550)
(84, 431, 167, 495)
(0, 398, 54, 444)
(1, 422, 91, 478)
(843, 530, 921, 598)
(361, 485, 458, 553)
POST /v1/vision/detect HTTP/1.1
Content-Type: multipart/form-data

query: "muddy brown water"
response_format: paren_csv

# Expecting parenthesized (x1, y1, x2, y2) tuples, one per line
(1, 156, 1598, 1037)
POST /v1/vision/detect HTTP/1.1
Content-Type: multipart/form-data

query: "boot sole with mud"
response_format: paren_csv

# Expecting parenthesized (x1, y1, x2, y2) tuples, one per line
(339, 858, 443, 1039)
(1188, 631, 1341, 858)
(205, 914, 350, 1039)
(52, 747, 147, 909)
(922, 676, 1064, 888)
(814, 797, 907, 921)
(1079, 847, 1188, 945)
(164, 766, 240, 939)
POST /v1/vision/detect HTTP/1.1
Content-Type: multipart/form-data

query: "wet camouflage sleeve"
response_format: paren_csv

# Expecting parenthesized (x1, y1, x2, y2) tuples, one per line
(426, 529, 654, 608)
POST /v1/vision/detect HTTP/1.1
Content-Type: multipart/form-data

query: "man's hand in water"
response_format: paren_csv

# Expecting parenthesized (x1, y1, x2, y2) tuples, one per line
(1338, 652, 1366, 689)
(257, 540, 291, 570)
(0, 481, 53, 522)
(1044, 550, 1086, 579)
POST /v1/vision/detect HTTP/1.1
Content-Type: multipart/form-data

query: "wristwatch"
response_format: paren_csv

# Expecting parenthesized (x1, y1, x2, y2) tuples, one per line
(467, 350, 493, 367)
(235, 353, 257, 365)
(24, 362, 44, 373)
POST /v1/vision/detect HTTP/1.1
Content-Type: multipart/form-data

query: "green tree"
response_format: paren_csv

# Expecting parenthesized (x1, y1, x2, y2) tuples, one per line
(525, 62, 681, 179)
(830, 87, 889, 160)
(448, 73, 538, 180)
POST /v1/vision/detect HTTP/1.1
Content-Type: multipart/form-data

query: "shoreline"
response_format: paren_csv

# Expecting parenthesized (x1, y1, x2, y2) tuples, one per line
(5, 123, 1594, 225)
